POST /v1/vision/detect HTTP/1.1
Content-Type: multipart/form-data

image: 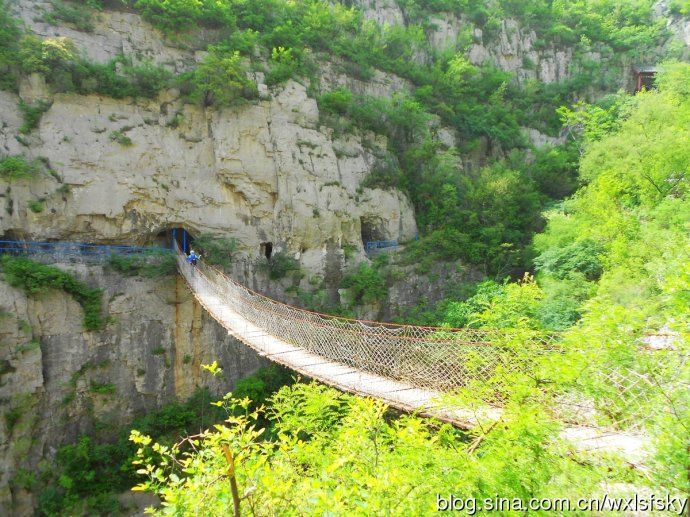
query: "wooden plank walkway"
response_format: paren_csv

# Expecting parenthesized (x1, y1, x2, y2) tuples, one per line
(177, 257, 648, 458)
(185, 272, 499, 428)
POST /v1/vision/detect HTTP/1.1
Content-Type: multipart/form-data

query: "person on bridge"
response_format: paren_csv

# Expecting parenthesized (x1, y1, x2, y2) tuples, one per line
(187, 249, 200, 267)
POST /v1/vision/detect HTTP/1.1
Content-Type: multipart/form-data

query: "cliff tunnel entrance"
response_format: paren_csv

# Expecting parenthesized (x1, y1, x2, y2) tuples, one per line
(159, 228, 196, 254)
(260, 242, 273, 260)
(360, 217, 385, 245)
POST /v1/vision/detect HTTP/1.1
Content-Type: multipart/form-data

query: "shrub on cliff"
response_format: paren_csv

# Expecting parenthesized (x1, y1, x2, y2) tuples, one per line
(107, 251, 176, 277)
(0, 155, 40, 179)
(182, 48, 257, 107)
(340, 261, 388, 305)
(0, 0, 21, 91)
(0, 256, 104, 330)
(191, 233, 238, 270)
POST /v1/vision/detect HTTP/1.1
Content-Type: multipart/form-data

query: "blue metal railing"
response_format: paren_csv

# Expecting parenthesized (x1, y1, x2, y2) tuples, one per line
(0, 240, 172, 257)
(364, 239, 398, 251)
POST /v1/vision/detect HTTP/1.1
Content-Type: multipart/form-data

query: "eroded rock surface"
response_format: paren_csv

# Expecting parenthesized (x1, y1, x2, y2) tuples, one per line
(0, 264, 265, 512)
(0, 80, 417, 281)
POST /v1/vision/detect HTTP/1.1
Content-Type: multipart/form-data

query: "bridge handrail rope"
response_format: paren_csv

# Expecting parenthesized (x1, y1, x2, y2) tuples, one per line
(179, 242, 553, 337)
(175, 243, 557, 392)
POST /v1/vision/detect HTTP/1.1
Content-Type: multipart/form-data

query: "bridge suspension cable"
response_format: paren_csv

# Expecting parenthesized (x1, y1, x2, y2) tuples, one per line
(175, 245, 558, 425)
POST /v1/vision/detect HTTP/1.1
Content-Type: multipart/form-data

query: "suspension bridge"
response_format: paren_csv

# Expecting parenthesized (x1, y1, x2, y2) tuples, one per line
(173, 242, 557, 427)
(0, 239, 664, 454)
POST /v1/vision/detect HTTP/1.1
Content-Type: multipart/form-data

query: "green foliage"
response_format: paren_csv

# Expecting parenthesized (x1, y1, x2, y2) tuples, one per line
(232, 364, 293, 410)
(1, 15, 171, 99)
(132, 0, 236, 32)
(427, 275, 583, 331)
(132, 0, 203, 32)
(18, 35, 76, 75)
(265, 46, 303, 86)
(106, 251, 177, 277)
(19, 100, 52, 134)
(90, 381, 116, 394)
(166, 111, 184, 128)
(109, 130, 133, 146)
(124, 60, 173, 97)
(0, 0, 21, 91)
(28, 199, 45, 213)
(317, 87, 352, 115)
(340, 261, 387, 305)
(43, 1, 97, 32)
(12, 468, 37, 491)
(402, 158, 544, 276)
(40, 365, 292, 516)
(422, 63, 690, 488)
(0, 155, 40, 179)
(263, 251, 300, 280)
(668, 0, 690, 15)
(191, 233, 238, 270)
(557, 94, 632, 153)
(183, 48, 257, 107)
(0, 256, 104, 330)
(534, 238, 604, 281)
(129, 383, 621, 515)
(4, 406, 23, 435)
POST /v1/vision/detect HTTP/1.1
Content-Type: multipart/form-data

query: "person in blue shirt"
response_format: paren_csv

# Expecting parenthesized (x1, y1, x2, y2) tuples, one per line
(187, 249, 200, 266)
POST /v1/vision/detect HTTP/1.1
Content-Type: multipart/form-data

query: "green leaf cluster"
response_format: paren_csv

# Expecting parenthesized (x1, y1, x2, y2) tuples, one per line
(1, 255, 104, 330)
(259, 251, 301, 280)
(181, 48, 257, 107)
(191, 233, 238, 270)
(0, 155, 40, 180)
(106, 251, 177, 278)
(341, 260, 388, 305)
(129, 382, 626, 515)
(38, 366, 291, 515)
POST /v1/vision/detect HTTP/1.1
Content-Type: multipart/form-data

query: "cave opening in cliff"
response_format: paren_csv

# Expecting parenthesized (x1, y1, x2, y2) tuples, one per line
(360, 218, 385, 245)
(261, 242, 273, 260)
(169, 228, 196, 254)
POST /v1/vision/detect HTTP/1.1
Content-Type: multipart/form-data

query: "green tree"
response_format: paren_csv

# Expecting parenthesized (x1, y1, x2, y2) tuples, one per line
(186, 49, 257, 107)
(130, 383, 606, 515)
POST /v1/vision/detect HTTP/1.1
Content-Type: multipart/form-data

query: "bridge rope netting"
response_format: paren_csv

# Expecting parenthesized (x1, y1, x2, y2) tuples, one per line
(0, 238, 680, 428)
(175, 245, 558, 397)
(175, 244, 690, 432)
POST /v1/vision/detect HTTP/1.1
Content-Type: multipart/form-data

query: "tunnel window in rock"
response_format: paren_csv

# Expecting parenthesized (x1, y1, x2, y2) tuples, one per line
(170, 228, 195, 254)
(260, 242, 273, 260)
(360, 218, 385, 246)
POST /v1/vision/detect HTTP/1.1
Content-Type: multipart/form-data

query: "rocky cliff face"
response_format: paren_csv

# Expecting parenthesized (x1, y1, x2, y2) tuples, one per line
(0, 262, 265, 513)
(0, 5, 421, 511)
(0, 79, 417, 284)
(3, 1, 419, 288)
(351, 0, 682, 90)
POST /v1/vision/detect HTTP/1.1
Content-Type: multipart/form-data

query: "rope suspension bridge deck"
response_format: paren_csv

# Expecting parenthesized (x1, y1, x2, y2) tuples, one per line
(175, 244, 537, 427)
(0, 239, 655, 454)
(175, 247, 651, 455)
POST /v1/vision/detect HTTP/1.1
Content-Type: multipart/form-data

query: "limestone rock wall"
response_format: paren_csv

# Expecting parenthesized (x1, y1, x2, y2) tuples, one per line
(349, 0, 580, 84)
(0, 78, 417, 282)
(351, 1, 688, 91)
(11, 0, 199, 72)
(0, 264, 265, 513)
(2, 2, 418, 283)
